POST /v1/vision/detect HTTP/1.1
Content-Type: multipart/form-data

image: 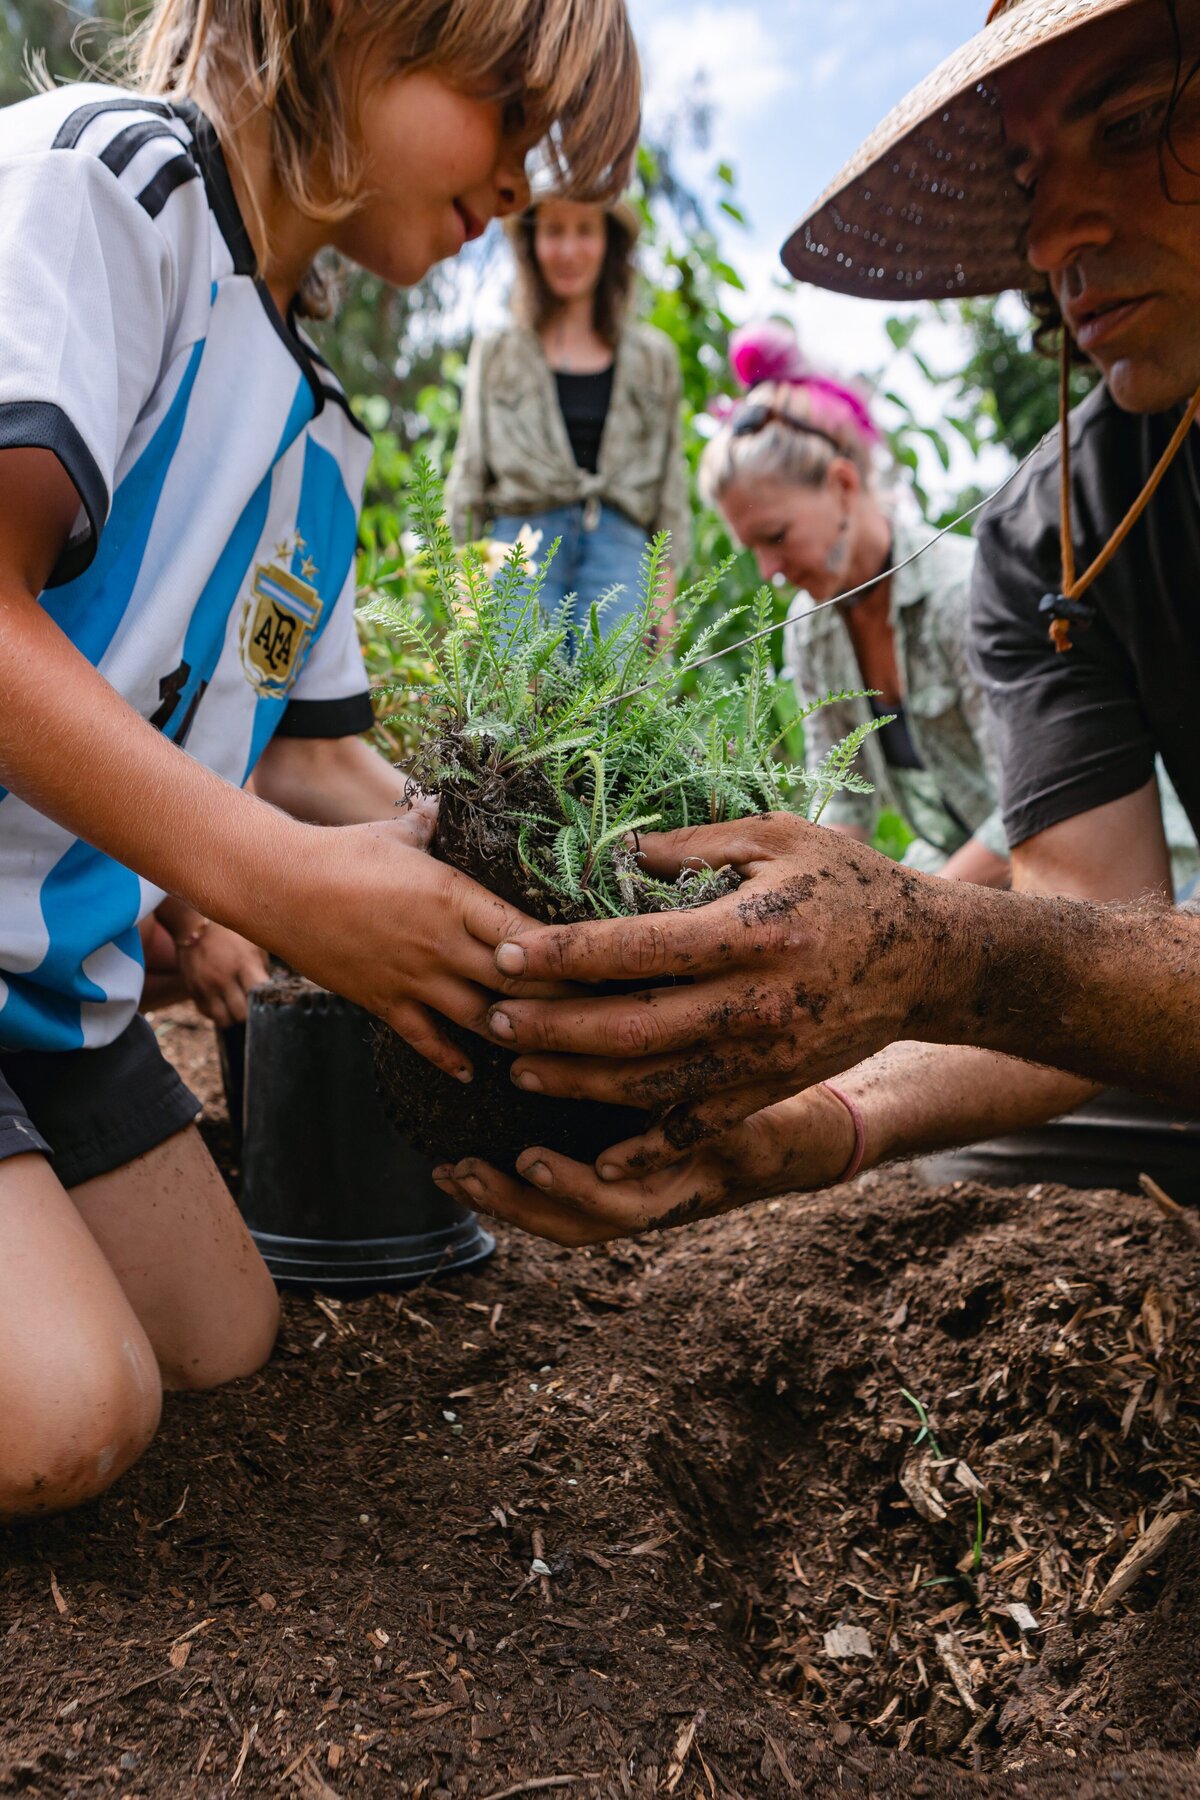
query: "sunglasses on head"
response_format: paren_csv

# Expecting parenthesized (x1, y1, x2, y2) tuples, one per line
(730, 402, 844, 455)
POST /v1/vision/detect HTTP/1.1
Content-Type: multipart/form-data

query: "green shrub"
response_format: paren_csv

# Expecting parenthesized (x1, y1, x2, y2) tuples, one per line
(359, 460, 884, 922)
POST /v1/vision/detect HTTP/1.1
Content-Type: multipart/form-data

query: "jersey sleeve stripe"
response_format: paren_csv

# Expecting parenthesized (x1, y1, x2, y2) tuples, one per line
(99, 118, 186, 181)
(136, 153, 201, 220)
(51, 96, 175, 152)
(0, 400, 107, 585)
(167, 99, 257, 275)
(275, 693, 375, 738)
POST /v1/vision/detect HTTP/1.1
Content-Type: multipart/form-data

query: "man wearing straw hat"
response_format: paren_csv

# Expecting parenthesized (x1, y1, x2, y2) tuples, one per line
(432, 0, 1200, 1241)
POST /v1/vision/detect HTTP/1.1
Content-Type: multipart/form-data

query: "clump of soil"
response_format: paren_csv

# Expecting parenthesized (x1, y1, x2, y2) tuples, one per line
(374, 745, 732, 1171)
(252, 969, 321, 1007)
(374, 1013, 646, 1170)
(429, 752, 595, 922)
(5, 1011, 1200, 1798)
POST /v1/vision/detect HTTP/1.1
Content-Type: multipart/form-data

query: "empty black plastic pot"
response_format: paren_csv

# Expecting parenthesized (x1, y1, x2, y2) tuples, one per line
(218, 1020, 246, 1160)
(918, 1088, 1200, 1204)
(237, 984, 494, 1292)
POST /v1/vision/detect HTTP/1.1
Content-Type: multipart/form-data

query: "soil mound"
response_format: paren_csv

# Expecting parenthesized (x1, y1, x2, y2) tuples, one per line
(3, 1012, 1199, 1797)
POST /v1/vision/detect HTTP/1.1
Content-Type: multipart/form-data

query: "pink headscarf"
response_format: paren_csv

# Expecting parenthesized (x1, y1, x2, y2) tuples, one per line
(712, 319, 881, 446)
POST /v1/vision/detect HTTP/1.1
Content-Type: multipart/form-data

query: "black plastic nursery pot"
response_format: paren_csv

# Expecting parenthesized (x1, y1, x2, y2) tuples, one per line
(218, 1020, 246, 1160)
(235, 983, 495, 1293)
(918, 1088, 1200, 1205)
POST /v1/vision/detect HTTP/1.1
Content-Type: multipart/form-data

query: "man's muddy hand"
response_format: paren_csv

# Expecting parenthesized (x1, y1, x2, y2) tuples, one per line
(487, 814, 961, 1174)
(431, 1082, 856, 1246)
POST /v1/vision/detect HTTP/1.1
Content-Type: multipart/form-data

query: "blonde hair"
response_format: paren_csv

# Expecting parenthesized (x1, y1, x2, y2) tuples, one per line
(508, 202, 637, 348)
(699, 378, 879, 510)
(127, 0, 640, 236)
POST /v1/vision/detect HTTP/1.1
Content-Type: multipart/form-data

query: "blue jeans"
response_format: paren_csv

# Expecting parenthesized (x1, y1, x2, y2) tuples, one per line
(491, 503, 649, 649)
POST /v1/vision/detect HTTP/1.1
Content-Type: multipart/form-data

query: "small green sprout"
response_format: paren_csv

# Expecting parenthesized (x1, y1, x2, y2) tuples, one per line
(900, 1388, 943, 1461)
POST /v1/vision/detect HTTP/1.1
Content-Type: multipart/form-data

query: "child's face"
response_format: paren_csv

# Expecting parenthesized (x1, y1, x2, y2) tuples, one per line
(334, 67, 532, 286)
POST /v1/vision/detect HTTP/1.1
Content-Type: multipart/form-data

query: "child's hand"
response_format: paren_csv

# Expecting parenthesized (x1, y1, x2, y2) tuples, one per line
(275, 819, 555, 1081)
(430, 1085, 857, 1245)
(177, 923, 270, 1028)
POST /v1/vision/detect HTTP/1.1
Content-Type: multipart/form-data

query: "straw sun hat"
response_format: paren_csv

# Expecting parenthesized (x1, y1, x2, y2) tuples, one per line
(781, 0, 1138, 302)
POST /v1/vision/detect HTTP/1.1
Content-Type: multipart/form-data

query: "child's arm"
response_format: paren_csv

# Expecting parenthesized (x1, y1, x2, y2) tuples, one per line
(153, 897, 270, 1028)
(1, 449, 532, 1079)
(253, 732, 424, 827)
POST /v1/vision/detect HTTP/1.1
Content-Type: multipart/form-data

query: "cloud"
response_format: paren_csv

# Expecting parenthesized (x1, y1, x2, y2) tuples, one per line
(840, 32, 949, 100)
(640, 5, 794, 128)
(810, 46, 847, 90)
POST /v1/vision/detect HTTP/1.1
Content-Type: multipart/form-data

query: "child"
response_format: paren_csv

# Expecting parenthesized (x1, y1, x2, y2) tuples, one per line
(0, 0, 639, 1518)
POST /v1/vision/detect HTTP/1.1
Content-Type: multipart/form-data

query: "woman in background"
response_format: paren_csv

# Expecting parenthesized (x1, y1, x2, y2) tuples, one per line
(702, 322, 1198, 892)
(447, 195, 689, 640)
(700, 322, 1011, 885)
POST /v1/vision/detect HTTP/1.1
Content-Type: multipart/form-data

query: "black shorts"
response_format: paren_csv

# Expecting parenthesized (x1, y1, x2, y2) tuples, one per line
(0, 1015, 201, 1190)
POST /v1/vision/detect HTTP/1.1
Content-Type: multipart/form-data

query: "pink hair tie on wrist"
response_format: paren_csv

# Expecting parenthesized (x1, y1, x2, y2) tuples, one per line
(821, 1081, 867, 1182)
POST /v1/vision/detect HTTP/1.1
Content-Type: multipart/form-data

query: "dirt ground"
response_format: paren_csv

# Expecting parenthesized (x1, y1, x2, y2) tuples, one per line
(3, 1006, 1200, 1798)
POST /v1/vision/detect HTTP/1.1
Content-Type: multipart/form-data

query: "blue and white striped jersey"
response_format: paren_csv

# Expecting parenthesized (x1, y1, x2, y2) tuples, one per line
(0, 85, 375, 1052)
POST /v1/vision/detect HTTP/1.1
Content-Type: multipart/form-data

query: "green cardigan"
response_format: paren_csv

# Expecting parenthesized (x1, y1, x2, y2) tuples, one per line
(445, 321, 692, 568)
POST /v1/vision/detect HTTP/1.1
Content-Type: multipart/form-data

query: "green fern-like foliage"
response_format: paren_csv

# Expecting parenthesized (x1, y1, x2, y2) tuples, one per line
(358, 458, 887, 921)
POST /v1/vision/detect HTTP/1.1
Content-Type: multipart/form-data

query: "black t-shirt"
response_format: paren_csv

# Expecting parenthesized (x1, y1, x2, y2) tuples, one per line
(970, 383, 1200, 849)
(555, 366, 614, 473)
(869, 695, 924, 770)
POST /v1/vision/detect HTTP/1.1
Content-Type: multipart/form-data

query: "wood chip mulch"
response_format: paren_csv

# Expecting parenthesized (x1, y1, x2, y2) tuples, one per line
(2, 1011, 1199, 1798)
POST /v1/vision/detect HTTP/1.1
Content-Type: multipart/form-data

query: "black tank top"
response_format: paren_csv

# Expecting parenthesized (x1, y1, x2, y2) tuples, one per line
(554, 366, 615, 473)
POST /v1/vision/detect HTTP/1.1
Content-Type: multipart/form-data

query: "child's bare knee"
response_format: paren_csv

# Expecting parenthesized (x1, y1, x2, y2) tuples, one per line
(0, 1335, 162, 1520)
(165, 1266, 280, 1392)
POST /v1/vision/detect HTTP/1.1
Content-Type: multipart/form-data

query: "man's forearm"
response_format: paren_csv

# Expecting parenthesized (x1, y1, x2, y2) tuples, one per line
(835, 1042, 1097, 1172)
(935, 886, 1200, 1105)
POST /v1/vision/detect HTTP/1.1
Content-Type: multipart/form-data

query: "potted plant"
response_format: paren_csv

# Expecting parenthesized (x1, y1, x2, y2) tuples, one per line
(367, 460, 882, 1170)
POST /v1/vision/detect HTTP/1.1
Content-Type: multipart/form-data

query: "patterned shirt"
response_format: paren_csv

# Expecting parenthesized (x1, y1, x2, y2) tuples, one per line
(446, 322, 692, 567)
(784, 518, 1008, 859)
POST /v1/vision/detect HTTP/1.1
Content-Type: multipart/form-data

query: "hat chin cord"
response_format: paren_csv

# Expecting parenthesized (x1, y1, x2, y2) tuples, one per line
(1044, 331, 1200, 651)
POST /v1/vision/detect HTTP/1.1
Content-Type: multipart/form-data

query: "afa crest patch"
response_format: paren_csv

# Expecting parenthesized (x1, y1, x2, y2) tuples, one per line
(240, 539, 323, 696)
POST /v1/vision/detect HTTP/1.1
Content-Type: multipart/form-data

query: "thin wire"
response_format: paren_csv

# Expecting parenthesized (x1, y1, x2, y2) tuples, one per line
(602, 433, 1056, 710)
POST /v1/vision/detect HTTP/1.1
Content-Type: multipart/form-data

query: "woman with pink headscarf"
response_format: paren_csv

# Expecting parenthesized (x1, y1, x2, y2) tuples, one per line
(700, 321, 1011, 886)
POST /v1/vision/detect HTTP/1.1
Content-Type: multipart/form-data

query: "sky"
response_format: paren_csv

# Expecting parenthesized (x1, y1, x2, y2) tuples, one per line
(627, 0, 974, 369)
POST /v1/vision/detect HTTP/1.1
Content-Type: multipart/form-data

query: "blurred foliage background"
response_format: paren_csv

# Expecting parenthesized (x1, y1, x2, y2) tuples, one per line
(4, 0, 1085, 844)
